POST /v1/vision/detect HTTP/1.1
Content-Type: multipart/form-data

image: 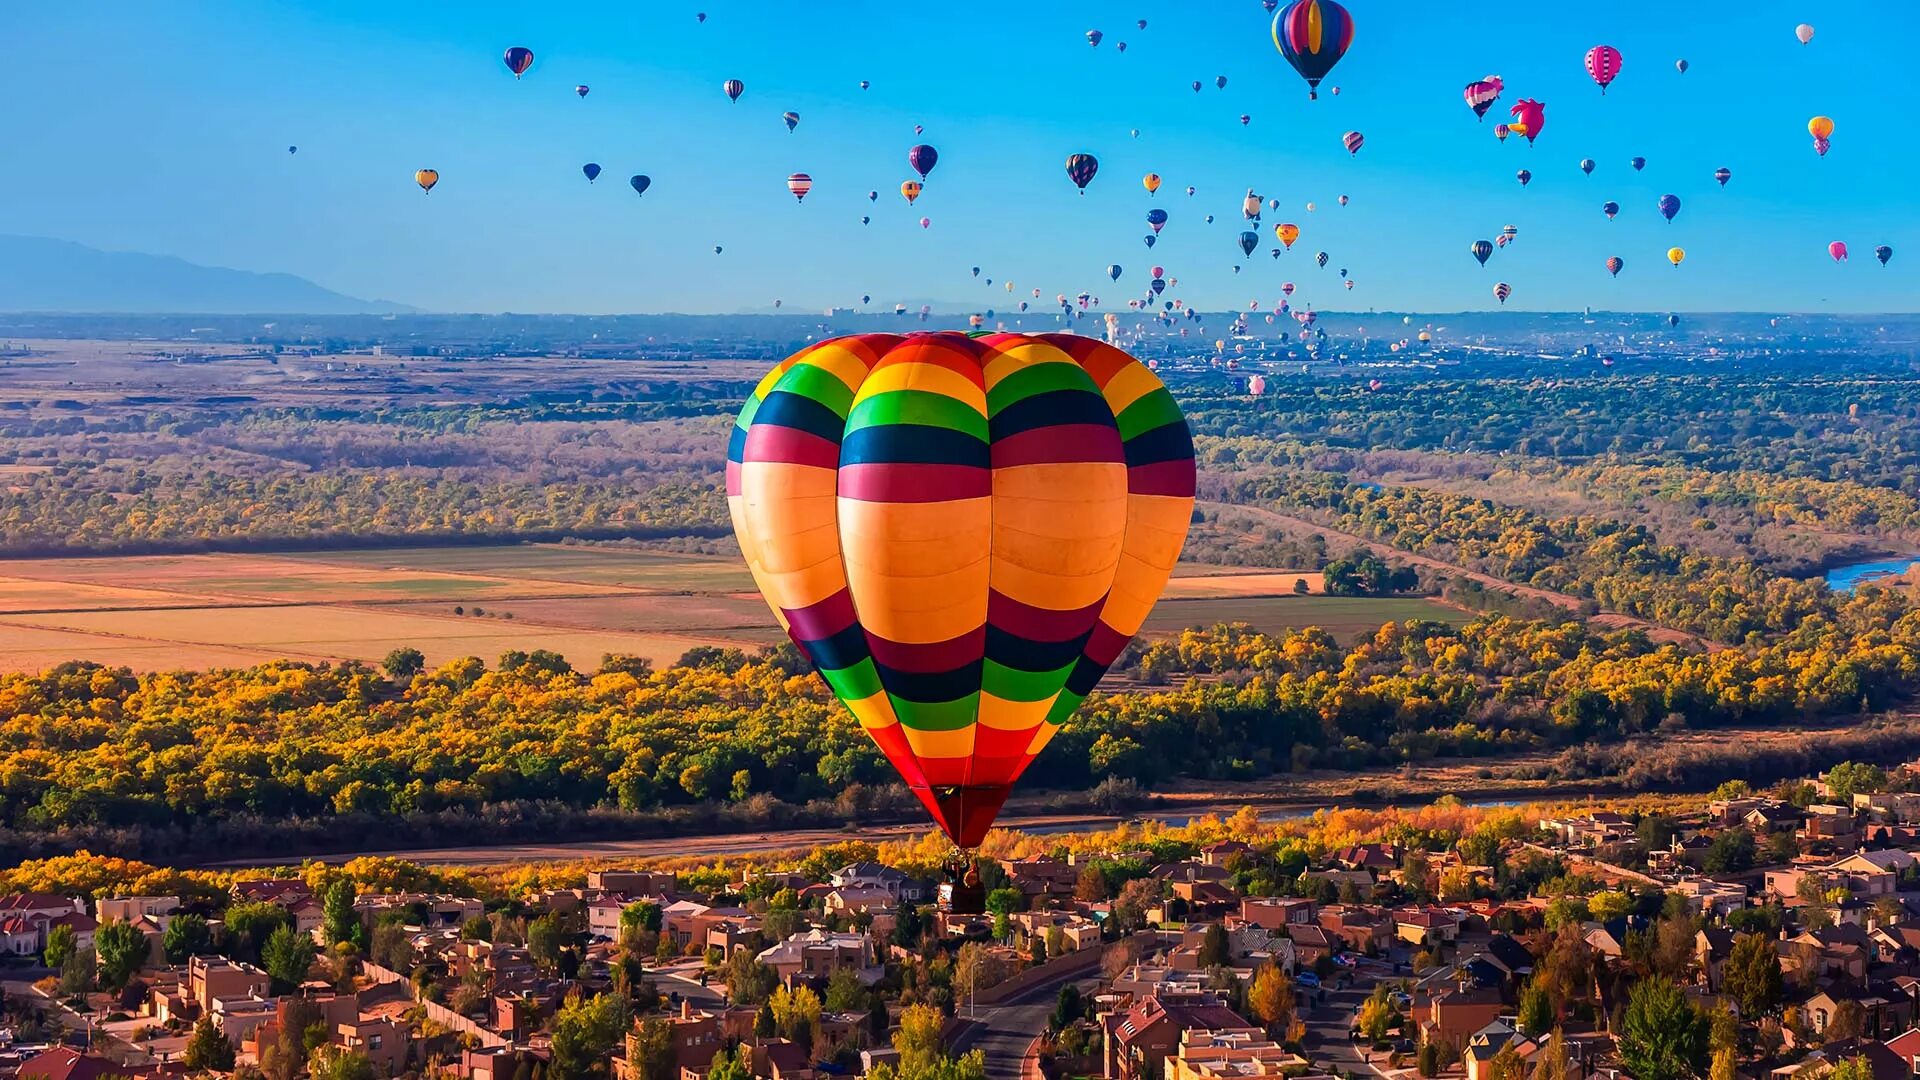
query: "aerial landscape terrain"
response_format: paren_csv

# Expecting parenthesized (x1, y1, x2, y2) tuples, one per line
(3, 6, 1920, 1080)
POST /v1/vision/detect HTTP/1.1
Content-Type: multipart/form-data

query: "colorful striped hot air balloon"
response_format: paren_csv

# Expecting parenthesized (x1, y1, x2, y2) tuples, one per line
(726, 332, 1196, 848)
(1342, 131, 1364, 156)
(1271, 0, 1354, 100)
(1463, 76, 1504, 120)
(787, 173, 813, 201)
(1584, 45, 1623, 93)
(1494, 282, 1512, 304)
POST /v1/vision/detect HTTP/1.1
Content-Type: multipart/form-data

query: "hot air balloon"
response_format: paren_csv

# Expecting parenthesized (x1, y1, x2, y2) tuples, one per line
(862, 216, 870, 225)
(1315, 251, 1329, 268)
(1502, 224, 1519, 243)
(1248, 374, 1267, 395)
(1580, 158, 1595, 175)
(1809, 115, 1834, 140)
(1143, 173, 1162, 195)
(1830, 241, 1849, 262)
(1667, 314, 1680, 328)
(1238, 231, 1259, 258)
(1813, 136, 1831, 157)
(1271, 0, 1354, 100)
(787, 173, 813, 202)
(1338, 194, 1349, 206)
(909, 144, 939, 180)
(1192, 80, 1203, 93)
(583, 163, 602, 183)
(1676, 59, 1689, 73)
(1714, 167, 1731, 187)
(783, 111, 800, 132)
(414, 169, 440, 193)
(1281, 282, 1294, 296)
(288, 146, 298, 154)
(1205, 215, 1215, 224)
(729, 332, 1197, 844)
(1239, 115, 1252, 126)
(1087, 29, 1104, 46)
(971, 267, 981, 278)
(1275, 223, 1300, 249)
(1151, 278, 1167, 296)
(1667, 247, 1685, 268)
(721, 80, 746, 103)
(1876, 245, 1894, 266)
(1143, 235, 1156, 248)
(1146, 209, 1169, 234)
(1584, 45, 1623, 93)
(920, 217, 931, 229)
(1151, 266, 1164, 279)
(860, 80, 871, 90)
(503, 47, 534, 78)
(901, 181, 923, 204)
(697, 11, 707, 22)
(1494, 282, 1511, 304)
(1463, 75, 1504, 120)
(1470, 240, 1493, 266)
(1107, 264, 1123, 281)
(1606, 256, 1624, 277)
(1658, 193, 1681, 222)
(575, 84, 590, 98)
(1494, 123, 1510, 143)
(1516, 169, 1531, 186)
(1342, 131, 1364, 155)
(630, 174, 651, 196)
(715, 246, 724, 254)
(915, 125, 924, 135)
(1796, 23, 1815, 44)
(1242, 191, 1262, 221)
(1603, 200, 1620, 220)
(1065, 154, 1099, 192)
(1508, 99, 1545, 144)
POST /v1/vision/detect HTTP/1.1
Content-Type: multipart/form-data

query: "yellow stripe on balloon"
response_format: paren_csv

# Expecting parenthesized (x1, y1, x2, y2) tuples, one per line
(845, 689, 901, 731)
(978, 692, 1056, 731)
(1024, 722, 1062, 756)
(1095, 493, 1196, 635)
(853, 359, 987, 410)
(902, 723, 976, 761)
(980, 339, 1073, 388)
(726, 494, 792, 632)
(1305, 1, 1324, 53)
(739, 462, 846, 611)
(1099, 362, 1164, 416)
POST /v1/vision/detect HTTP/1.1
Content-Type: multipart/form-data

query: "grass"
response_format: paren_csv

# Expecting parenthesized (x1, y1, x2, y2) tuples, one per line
(1140, 595, 1464, 638)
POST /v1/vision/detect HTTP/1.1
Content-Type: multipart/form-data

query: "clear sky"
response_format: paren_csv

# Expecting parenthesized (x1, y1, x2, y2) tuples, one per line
(6, 2, 1917, 314)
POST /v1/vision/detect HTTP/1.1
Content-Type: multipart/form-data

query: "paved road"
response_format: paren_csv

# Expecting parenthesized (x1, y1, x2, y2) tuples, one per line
(971, 999, 1053, 1080)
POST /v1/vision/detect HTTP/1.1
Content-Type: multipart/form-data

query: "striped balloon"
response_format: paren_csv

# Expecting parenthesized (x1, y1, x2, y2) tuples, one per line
(727, 333, 1195, 847)
(1463, 76, 1504, 120)
(787, 173, 813, 201)
(1494, 282, 1511, 304)
(1271, 0, 1354, 100)
(1342, 130, 1364, 156)
(1585, 45, 1622, 93)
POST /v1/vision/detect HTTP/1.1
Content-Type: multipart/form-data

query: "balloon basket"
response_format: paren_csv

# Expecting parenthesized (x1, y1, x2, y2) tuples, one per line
(941, 855, 987, 915)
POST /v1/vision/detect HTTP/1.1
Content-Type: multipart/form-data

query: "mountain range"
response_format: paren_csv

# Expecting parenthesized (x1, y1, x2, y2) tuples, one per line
(0, 236, 413, 315)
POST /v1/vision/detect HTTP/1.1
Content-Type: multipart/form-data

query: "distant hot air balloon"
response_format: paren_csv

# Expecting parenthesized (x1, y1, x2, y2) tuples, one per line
(1192, 80, 1203, 93)
(1676, 58, 1689, 73)
(860, 80, 871, 90)
(503, 47, 534, 78)
(783, 111, 800, 132)
(1342, 131, 1364, 155)
(1146, 208, 1169, 234)
(575, 84, 590, 98)
(1240, 114, 1252, 126)
(724, 79, 745, 102)
(1516, 169, 1532, 186)
(1494, 282, 1512, 304)
(1502, 224, 1519, 243)
(1087, 28, 1104, 46)
(1667, 247, 1685, 268)
(1796, 23, 1815, 44)
(1584, 45, 1623, 93)
(714, 245, 723, 254)
(1494, 123, 1510, 143)
(1143, 235, 1156, 248)
(1876, 245, 1894, 266)
(1065, 153, 1099, 192)
(901, 181, 923, 204)
(1714, 167, 1732, 187)
(1238, 231, 1259, 258)
(630, 174, 651, 196)
(1143, 173, 1162, 195)
(920, 216, 931, 229)
(1580, 158, 1595, 175)
(1108, 264, 1123, 281)
(1606, 256, 1624, 277)
(861, 216, 870, 225)
(1668, 314, 1680, 328)
(1813, 136, 1831, 157)
(1248, 374, 1267, 395)
(787, 173, 813, 202)
(1282, 282, 1294, 295)
(1217, 75, 1229, 89)
(1809, 115, 1835, 139)
(583, 163, 602, 183)
(1470, 240, 1493, 266)
(909, 144, 939, 179)
(1658, 193, 1681, 222)
(1603, 200, 1620, 220)
(697, 11, 707, 22)
(971, 267, 981, 278)
(1508, 99, 1545, 144)
(288, 145, 297, 154)
(1271, 0, 1355, 100)
(1315, 251, 1329, 268)
(1338, 194, 1349, 206)
(1463, 75, 1504, 120)
(414, 169, 439, 193)
(1275, 223, 1300, 249)
(727, 332, 1193, 849)
(1829, 240, 1849, 262)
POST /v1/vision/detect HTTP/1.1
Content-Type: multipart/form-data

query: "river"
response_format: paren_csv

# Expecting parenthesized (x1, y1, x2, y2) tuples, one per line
(1825, 555, 1920, 593)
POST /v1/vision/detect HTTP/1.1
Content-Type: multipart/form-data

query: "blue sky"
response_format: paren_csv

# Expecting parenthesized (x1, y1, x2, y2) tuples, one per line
(5, 2, 1916, 314)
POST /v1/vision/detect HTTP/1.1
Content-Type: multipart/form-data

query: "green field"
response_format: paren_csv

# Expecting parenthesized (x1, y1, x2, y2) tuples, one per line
(1141, 595, 1464, 638)
(280, 544, 757, 591)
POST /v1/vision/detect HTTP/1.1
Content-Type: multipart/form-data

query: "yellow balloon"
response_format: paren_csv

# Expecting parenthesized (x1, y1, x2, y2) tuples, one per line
(414, 169, 439, 193)
(1808, 115, 1834, 139)
(1142, 173, 1162, 194)
(1667, 246, 1686, 267)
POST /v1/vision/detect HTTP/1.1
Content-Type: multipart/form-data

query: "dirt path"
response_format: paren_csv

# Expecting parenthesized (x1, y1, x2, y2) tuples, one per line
(1202, 500, 1705, 647)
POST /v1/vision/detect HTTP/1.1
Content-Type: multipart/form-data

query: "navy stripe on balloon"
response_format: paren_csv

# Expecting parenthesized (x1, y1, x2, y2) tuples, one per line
(1123, 421, 1197, 468)
(753, 391, 849, 446)
(989, 390, 1118, 441)
(841, 425, 990, 468)
(873, 659, 985, 704)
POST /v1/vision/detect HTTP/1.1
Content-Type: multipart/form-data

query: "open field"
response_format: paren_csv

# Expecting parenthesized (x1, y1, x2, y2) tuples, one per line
(1142, 594, 1462, 637)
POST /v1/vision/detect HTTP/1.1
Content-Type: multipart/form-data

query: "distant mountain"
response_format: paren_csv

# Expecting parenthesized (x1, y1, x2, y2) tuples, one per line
(0, 236, 415, 315)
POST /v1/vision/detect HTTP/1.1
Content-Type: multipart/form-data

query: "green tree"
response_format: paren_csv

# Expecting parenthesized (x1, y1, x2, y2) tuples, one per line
(826, 967, 867, 1013)
(528, 912, 567, 973)
(57, 947, 94, 995)
(223, 901, 290, 962)
(163, 912, 212, 964)
(382, 647, 425, 681)
(708, 1046, 752, 1080)
(627, 1017, 677, 1080)
(43, 923, 75, 970)
(1722, 932, 1784, 1019)
(551, 993, 630, 1080)
(725, 950, 777, 1006)
(94, 919, 147, 990)
(1517, 983, 1553, 1037)
(261, 924, 317, 992)
(621, 900, 663, 939)
(306, 1045, 375, 1080)
(369, 922, 413, 973)
(1822, 762, 1888, 802)
(183, 1016, 237, 1072)
(323, 880, 363, 949)
(1703, 829, 1756, 874)
(894, 1003, 947, 1074)
(1617, 979, 1711, 1080)
(1197, 923, 1230, 968)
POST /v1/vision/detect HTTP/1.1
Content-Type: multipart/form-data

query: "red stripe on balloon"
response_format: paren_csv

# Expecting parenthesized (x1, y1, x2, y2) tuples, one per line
(837, 462, 991, 502)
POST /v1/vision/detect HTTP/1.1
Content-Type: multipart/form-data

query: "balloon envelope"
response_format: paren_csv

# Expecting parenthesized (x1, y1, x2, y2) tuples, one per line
(1271, 0, 1355, 99)
(727, 333, 1195, 847)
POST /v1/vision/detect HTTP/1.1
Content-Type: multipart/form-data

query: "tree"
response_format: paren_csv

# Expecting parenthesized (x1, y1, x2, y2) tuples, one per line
(708, 1046, 752, 1080)
(1197, 923, 1230, 968)
(551, 993, 630, 1080)
(324, 880, 363, 948)
(755, 1003, 777, 1039)
(954, 943, 1008, 1005)
(894, 1003, 946, 1074)
(621, 900, 663, 940)
(772, 984, 823, 1046)
(1517, 983, 1553, 1038)
(1487, 1043, 1524, 1080)
(1075, 864, 1108, 902)
(1589, 890, 1635, 923)
(306, 1046, 375, 1080)
(1823, 762, 1888, 802)
(369, 922, 412, 973)
(1113, 877, 1163, 931)
(1617, 979, 1711, 1080)
(261, 924, 317, 992)
(57, 947, 94, 996)
(1827, 1057, 1878, 1080)
(1722, 932, 1784, 1019)
(183, 1016, 237, 1071)
(724, 949, 776, 1006)
(1535, 1030, 1571, 1080)
(163, 912, 212, 964)
(826, 967, 867, 1013)
(1246, 962, 1294, 1034)
(94, 919, 147, 990)
(43, 923, 74, 970)
(382, 647, 425, 681)
(223, 901, 290, 962)
(528, 912, 567, 973)
(1703, 828, 1756, 874)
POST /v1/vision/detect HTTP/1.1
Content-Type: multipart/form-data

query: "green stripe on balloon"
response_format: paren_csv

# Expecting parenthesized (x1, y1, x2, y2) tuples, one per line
(983, 658, 1077, 702)
(985, 363, 1099, 417)
(891, 692, 983, 731)
(1115, 388, 1186, 441)
(846, 389, 989, 440)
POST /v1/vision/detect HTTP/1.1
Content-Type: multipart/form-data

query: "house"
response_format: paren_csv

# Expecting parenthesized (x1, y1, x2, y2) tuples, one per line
(231, 879, 311, 906)
(287, 895, 325, 936)
(1871, 925, 1920, 965)
(754, 1038, 816, 1080)
(1802, 985, 1914, 1041)
(1781, 926, 1872, 983)
(1828, 850, 1917, 896)
(588, 896, 635, 940)
(1240, 898, 1316, 930)
(1857, 792, 1920, 824)
(188, 955, 271, 1014)
(1165, 1029, 1311, 1080)
(1284, 924, 1339, 967)
(1000, 855, 1079, 898)
(1464, 1021, 1537, 1080)
(828, 863, 926, 903)
(1539, 813, 1635, 849)
(1746, 805, 1805, 833)
(1102, 993, 1260, 1080)
(756, 929, 879, 985)
(1333, 844, 1403, 873)
(97, 896, 180, 923)
(1317, 905, 1394, 956)
(588, 869, 678, 897)
(1697, 929, 1736, 991)
(1420, 986, 1510, 1053)
(1170, 880, 1241, 919)
(1394, 907, 1463, 948)
(0, 894, 86, 954)
(1200, 842, 1253, 868)
(17, 1047, 124, 1080)
(1154, 862, 1233, 885)
(1803, 804, 1861, 846)
(1669, 877, 1748, 918)
(1772, 1040, 1909, 1080)
(338, 1014, 409, 1075)
(823, 886, 895, 918)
